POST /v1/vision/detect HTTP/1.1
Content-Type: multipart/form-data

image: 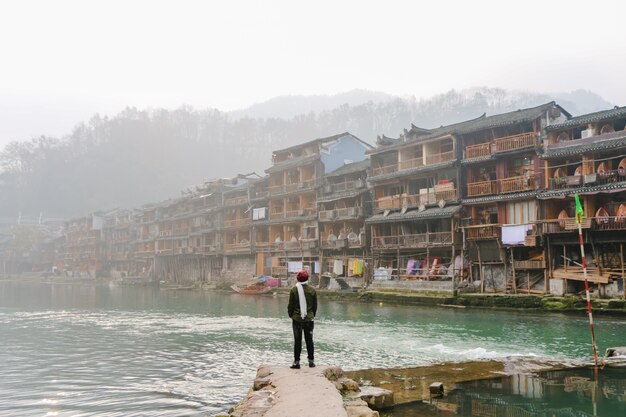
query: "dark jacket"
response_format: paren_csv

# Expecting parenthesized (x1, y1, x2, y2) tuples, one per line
(288, 283, 317, 322)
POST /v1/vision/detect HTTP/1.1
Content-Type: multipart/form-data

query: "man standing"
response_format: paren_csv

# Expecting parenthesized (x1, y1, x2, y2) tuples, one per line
(287, 270, 317, 369)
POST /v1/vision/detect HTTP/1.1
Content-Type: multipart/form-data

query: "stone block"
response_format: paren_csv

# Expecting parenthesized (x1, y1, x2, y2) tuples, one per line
(345, 405, 380, 417)
(358, 386, 394, 410)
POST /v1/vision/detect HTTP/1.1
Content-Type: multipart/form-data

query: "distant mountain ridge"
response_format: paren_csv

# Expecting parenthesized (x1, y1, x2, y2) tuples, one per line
(230, 87, 614, 127)
(228, 89, 396, 120)
(0, 87, 616, 218)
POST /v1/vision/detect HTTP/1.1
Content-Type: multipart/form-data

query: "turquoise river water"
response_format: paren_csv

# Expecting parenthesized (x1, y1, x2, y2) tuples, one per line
(0, 280, 625, 416)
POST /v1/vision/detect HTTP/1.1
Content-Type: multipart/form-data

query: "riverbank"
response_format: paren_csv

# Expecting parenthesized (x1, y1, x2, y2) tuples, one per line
(294, 288, 626, 316)
(4, 274, 626, 316)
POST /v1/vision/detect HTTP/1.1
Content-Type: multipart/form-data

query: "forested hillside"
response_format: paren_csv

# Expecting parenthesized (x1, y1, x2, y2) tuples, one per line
(0, 88, 612, 218)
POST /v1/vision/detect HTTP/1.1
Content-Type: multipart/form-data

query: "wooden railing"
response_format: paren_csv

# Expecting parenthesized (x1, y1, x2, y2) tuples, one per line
(493, 132, 537, 153)
(335, 207, 362, 218)
(541, 218, 592, 233)
(467, 180, 495, 197)
(467, 176, 535, 197)
(375, 189, 457, 210)
(331, 181, 358, 193)
(223, 218, 251, 228)
(514, 260, 545, 269)
(372, 232, 452, 249)
(464, 132, 537, 159)
(224, 195, 248, 206)
(273, 239, 318, 251)
(465, 142, 491, 159)
(465, 224, 501, 240)
(322, 238, 364, 249)
(268, 179, 318, 195)
(253, 241, 272, 251)
(399, 157, 424, 170)
(372, 164, 398, 177)
(499, 175, 535, 193)
(224, 242, 251, 252)
(425, 150, 454, 165)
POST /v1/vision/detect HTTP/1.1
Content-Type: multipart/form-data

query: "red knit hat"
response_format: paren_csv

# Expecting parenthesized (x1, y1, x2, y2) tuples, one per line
(296, 270, 309, 282)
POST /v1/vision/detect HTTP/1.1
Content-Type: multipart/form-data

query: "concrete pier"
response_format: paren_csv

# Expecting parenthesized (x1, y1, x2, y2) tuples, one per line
(230, 365, 383, 417)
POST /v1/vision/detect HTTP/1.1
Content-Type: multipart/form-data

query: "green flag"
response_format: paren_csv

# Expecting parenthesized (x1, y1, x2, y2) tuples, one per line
(575, 194, 584, 221)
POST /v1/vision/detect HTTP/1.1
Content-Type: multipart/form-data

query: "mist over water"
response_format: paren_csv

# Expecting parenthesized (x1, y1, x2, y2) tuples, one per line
(1, 281, 625, 416)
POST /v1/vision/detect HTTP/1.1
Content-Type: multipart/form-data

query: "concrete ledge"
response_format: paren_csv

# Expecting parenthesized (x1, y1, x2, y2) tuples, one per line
(231, 365, 380, 417)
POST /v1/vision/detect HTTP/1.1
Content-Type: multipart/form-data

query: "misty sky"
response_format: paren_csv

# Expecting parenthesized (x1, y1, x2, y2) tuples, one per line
(1, 0, 626, 147)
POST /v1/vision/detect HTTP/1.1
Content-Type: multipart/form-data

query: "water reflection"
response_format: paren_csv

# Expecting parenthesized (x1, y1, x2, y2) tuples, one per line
(1, 280, 626, 416)
(397, 367, 626, 417)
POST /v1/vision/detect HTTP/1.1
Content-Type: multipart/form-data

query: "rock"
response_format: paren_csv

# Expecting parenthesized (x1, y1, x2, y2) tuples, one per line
(606, 346, 626, 357)
(256, 365, 273, 379)
(253, 376, 272, 391)
(324, 366, 344, 381)
(345, 405, 380, 417)
(337, 377, 360, 393)
(358, 386, 394, 410)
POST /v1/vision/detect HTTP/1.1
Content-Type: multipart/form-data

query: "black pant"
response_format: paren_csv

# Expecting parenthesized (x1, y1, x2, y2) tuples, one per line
(292, 320, 314, 362)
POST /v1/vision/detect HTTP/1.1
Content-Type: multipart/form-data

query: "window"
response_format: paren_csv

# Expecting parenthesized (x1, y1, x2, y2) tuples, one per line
(506, 200, 536, 224)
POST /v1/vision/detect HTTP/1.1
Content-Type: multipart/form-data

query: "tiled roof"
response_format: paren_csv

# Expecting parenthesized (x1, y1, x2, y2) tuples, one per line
(546, 106, 626, 131)
(538, 181, 626, 199)
(462, 191, 536, 205)
(542, 131, 626, 159)
(373, 102, 567, 154)
(365, 205, 460, 224)
(265, 154, 319, 173)
(325, 159, 370, 177)
(272, 132, 373, 154)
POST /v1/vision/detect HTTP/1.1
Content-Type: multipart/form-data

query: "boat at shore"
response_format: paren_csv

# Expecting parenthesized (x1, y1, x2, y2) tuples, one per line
(231, 282, 273, 294)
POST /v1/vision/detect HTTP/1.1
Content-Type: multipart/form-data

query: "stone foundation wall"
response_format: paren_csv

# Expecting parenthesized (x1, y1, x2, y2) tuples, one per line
(369, 280, 454, 293)
(221, 255, 256, 284)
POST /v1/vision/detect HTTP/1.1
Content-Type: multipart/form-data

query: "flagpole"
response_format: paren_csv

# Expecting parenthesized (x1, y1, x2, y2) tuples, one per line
(575, 194, 599, 368)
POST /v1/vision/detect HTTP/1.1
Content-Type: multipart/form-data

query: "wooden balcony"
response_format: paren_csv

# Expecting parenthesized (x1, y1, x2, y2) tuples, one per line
(273, 239, 318, 251)
(223, 242, 251, 252)
(319, 207, 363, 220)
(513, 260, 546, 270)
(464, 132, 537, 159)
(467, 180, 495, 197)
(372, 164, 398, 177)
(335, 207, 362, 218)
(223, 218, 251, 228)
(465, 224, 501, 240)
(399, 157, 424, 171)
(425, 150, 454, 165)
(280, 207, 316, 220)
(269, 178, 318, 195)
(224, 195, 249, 206)
(372, 232, 452, 249)
(253, 241, 272, 251)
(467, 175, 535, 197)
(493, 132, 537, 153)
(465, 142, 491, 159)
(375, 188, 457, 210)
(499, 175, 535, 193)
(541, 218, 592, 234)
(331, 181, 358, 193)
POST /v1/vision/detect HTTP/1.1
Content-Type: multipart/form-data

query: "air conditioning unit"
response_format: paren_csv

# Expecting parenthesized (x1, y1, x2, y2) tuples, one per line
(581, 129, 594, 139)
(323, 185, 333, 193)
(297, 209, 305, 216)
(355, 179, 365, 189)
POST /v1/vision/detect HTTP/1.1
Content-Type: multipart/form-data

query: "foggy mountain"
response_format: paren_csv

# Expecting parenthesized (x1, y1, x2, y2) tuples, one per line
(0, 87, 614, 219)
(228, 89, 396, 120)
